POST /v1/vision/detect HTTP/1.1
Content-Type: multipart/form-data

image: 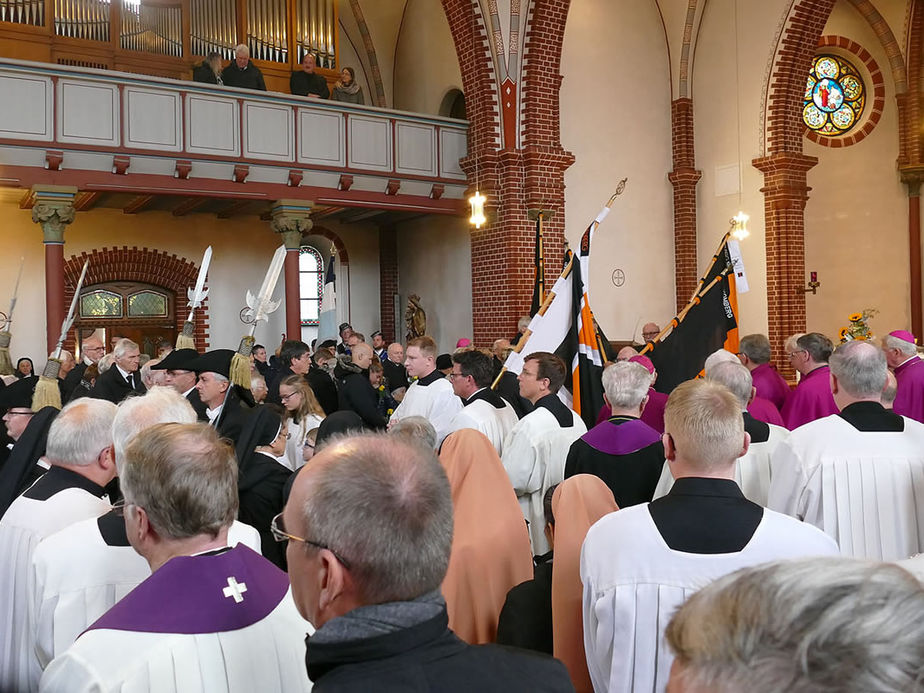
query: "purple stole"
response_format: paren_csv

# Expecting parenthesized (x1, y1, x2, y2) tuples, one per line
(87, 544, 288, 634)
(750, 363, 791, 412)
(747, 396, 784, 427)
(893, 357, 924, 424)
(781, 365, 838, 430)
(581, 418, 662, 456)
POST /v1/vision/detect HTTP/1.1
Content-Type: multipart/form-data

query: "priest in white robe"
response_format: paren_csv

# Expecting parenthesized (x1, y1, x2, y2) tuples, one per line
(40, 422, 312, 692)
(501, 352, 586, 555)
(388, 336, 462, 445)
(447, 350, 518, 455)
(769, 340, 924, 560)
(0, 398, 118, 693)
(581, 379, 838, 693)
(654, 361, 789, 505)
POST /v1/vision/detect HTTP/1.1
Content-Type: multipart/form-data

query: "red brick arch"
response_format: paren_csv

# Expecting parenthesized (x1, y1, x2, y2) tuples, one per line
(62, 246, 208, 351)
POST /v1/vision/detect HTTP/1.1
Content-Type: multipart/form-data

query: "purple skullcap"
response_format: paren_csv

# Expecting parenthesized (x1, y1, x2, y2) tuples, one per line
(889, 330, 917, 345)
(629, 354, 655, 374)
(456, 338, 472, 348)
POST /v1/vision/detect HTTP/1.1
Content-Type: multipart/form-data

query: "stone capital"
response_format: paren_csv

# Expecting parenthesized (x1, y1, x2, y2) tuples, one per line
(900, 166, 924, 197)
(269, 200, 314, 249)
(31, 186, 78, 243)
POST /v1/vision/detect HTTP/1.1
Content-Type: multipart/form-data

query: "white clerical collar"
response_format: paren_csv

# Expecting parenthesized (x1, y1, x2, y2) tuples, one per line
(181, 387, 195, 398)
(83, 355, 95, 366)
(206, 403, 224, 425)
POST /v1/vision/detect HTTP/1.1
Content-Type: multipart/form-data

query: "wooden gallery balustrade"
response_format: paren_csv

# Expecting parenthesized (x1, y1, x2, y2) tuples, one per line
(0, 0, 338, 92)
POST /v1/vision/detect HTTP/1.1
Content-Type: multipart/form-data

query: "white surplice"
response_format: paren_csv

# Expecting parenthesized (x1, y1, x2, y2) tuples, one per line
(768, 414, 924, 560)
(39, 587, 312, 693)
(580, 504, 838, 693)
(390, 377, 462, 445)
(449, 399, 519, 456)
(501, 407, 586, 554)
(30, 517, 261, 681)
(653, 423, 789, 506)
(0, 487, 110, 693)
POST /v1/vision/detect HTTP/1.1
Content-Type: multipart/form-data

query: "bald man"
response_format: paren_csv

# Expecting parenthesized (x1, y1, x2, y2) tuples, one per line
(62, 337, 104, 402)
(338, 343, 387, 429)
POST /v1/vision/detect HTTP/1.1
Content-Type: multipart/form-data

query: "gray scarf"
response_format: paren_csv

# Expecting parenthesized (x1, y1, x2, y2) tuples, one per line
(310, 590, 444, 645)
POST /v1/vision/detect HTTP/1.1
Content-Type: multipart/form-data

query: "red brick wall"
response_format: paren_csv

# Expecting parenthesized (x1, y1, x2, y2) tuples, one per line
(444, 0, 574, 346)
(668, 98, 701, 311)
(378, 225, 398, 342)
(61, 246, 208, 352)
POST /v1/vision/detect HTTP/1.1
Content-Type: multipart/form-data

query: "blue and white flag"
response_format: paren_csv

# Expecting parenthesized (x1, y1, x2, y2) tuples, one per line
(317, 256, 338, 344)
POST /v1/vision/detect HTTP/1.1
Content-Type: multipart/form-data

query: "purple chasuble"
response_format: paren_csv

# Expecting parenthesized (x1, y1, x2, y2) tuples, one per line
(893, 356, 924, 424)
(781, 365, 838, 429)
(747, 396, 784, 427)
(581, 418, 662, 456)
(750, 362, 791, 412)
(86, 544, 288, 634)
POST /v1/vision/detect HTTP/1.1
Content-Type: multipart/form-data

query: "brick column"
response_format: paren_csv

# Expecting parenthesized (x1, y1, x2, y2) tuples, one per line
(667, 98, 702, 310)
(270, 200, 313, 341)
(901, 167, 924, 340)
(31, 186, 77, 354)
(752, 153, 817, 378)
(378, 224, 398, 342)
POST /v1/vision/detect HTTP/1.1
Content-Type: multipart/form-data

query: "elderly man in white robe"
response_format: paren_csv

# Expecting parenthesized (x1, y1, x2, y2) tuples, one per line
(0, 398, 118, 693)
(29, 387, 261, 684)
(389, 336, 462, 445)
(581, 379, 838, 693)
(447, 349, 518, 455)
(40, 422, 311, 692)
(654, 360, 789, 505)
(769, 340, 924, 560)
(501, 351, 586, 555)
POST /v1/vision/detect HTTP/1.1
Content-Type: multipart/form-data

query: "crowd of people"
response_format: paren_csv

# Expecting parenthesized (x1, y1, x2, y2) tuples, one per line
(192, 44, 365, 104)
(0, 318, 922, 692)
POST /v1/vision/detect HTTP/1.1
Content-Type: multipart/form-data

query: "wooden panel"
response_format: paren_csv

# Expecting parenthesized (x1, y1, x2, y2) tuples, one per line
(439, 127, 467, 179)
(124, 86, 182, 152)
(296, 107, 343, 166)
(185, 92, 239, 156)
(57, 78, 119, 145)
(395, 122, 436, 177)
(0, 71, 52, 140)
(242, 100, 293, 161)
(347, 114, 391, 172)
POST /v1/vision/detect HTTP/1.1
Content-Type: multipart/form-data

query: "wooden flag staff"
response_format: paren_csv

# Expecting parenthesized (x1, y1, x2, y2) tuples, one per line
(640, 269, 728, 356)
(687, 231, 731, 304)
(491, 187, 626, 390)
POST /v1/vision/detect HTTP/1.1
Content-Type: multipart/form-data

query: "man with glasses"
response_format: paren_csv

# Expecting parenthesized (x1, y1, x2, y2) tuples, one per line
(41, 422, 311, 692)
(641, 322, 661, 344)
(780, 332, 838, 429)
(0, 398, 117, 692)
(283, 432, 572, 691)
(62, 335, 104, 403)
(447, 349, 517, 455)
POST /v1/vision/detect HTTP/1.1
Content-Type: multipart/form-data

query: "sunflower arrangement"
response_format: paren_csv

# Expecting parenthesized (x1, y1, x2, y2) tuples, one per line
(838, 308, 878, 343)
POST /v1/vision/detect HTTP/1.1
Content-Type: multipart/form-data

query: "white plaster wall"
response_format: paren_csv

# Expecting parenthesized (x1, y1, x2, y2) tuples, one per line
(0, 199, 380, 361)
(396, 214, 473, 352)
(392, 0, 462, 115)
(803, 0, 907, 339)
(693, 0, 791, 339)
(561, 0, 675, 342)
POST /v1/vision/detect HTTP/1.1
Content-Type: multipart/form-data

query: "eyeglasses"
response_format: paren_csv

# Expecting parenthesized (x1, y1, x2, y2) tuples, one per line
(270, 512, 351, 569)
(448, 372, 467, 381)
(4, 410, 34, 417)
(787, 350, 806, 358)
(110, 499, 132, 517)
(280, 392, 300, 402)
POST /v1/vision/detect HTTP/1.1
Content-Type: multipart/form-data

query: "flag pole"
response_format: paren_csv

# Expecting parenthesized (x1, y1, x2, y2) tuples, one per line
(687, 231, 731, 303)
(492, 187, 625, 390)
(640, 270, 728, 355)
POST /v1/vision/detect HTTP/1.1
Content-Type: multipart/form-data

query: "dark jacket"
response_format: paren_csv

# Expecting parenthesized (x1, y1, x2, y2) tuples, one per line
(337, 362, 387, 430)
(213, 386, 254, 446)
(186, 387, 210, 422)
(267, 366, 295, 405)
(192, 60, 221, 85)
(496, 553, 553, 654)
(306, 605, 574, 692)
(90, 366, 146, 404)
(307, 365, 339, 416)
(221, 61, 266, 91)
(290, 70, 330, 98)
(382, 359, 409, 393)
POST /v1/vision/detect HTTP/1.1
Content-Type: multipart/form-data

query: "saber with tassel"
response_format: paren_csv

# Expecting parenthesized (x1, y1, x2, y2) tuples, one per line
(177, 246, 212, 349)
(0, 258, 24, 376)
(34, 259, 89, 410)
(230, 245, 286, 389)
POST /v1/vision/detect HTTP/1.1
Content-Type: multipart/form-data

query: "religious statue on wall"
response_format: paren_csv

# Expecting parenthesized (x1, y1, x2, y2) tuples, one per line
(405, 294, 427, 341)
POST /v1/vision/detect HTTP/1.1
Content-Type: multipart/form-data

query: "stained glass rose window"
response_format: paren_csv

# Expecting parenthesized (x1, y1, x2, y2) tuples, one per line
(803, 55, 865, 136)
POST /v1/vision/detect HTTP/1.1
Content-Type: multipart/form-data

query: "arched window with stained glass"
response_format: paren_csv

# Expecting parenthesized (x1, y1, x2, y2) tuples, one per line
(299, 246, 324, 326)
(803, 54, 866, 136)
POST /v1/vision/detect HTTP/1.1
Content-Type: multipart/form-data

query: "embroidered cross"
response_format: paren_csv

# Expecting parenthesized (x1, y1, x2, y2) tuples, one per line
(222, 576, 247, 603)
